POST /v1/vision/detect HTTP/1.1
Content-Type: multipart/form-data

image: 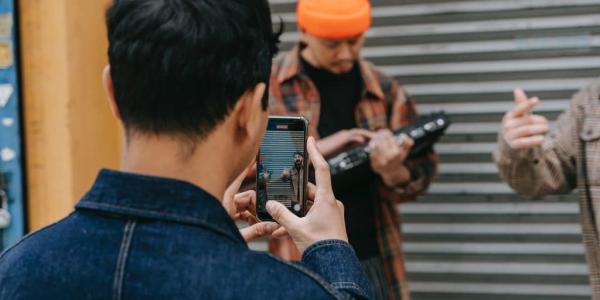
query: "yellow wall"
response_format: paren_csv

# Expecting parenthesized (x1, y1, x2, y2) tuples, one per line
(19, 0, 121, 230)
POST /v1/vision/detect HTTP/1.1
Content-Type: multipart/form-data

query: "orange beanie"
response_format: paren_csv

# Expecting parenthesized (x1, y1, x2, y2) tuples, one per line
(297, 0, 372, 39)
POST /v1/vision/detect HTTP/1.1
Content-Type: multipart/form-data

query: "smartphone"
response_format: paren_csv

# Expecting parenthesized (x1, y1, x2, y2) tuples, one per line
(256, 116, 309, 221)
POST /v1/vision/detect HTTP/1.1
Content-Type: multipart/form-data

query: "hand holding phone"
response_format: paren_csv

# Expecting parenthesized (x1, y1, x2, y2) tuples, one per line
(223, 169, 279, 242)
(266, 137, 348, 254)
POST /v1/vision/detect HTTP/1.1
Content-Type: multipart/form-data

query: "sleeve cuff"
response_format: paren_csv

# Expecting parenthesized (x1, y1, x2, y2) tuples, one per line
(301, 240, 372, 299)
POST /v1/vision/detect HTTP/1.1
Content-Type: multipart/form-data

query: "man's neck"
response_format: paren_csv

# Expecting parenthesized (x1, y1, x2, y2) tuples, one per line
(120, 134, 230, 202)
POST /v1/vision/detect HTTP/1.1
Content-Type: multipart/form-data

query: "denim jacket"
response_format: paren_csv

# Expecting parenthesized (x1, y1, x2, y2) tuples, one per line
(0, 169, 372, 300)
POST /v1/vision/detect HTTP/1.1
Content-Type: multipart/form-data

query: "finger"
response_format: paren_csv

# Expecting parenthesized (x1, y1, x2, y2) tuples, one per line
(370, 140, 396, 168)
(370, 132, 395, 156)
(248, 162, 257, 175)
(510, 135, 545, 149)
(307, 137, 333, 196)
(381, 136, 401, 161)
(369, 129, 392, 147)
(391, 146, 411, 169)
(236, 211, 259, 225)
(352, 129, 376, 139)
(306, 199, 314, 211)
(368, 142, 386, 167)
(384, 134, 396, 145)
(224, 168, 250, 200)
(510, 97, 539, 118)
(513, 88, 529, 104)
(266, 200, 299, 228)
(377, 129, 394, 140)
(240, 222, 279, 242)
(380, 150, 410, 174)
(378, 137, 414, 171)
(505, 124, 550, 141)
(529, 115, 549, 125)
(385, 137, 401, 160)
(349, 135, 368, 144)
(506, 123, 550, 140)
(349, 129, 376, 144)
(306, 183, 316, 201)
(336, 200, 344, 213)
(375, 135, 395, 157)
(272, 227, 289, 239)
(396, 134, 413, 146)
(504, 114, 548, 130)
(234, 190, 256, 215)
(503, 116, 531, 130)
(231, 168, 249, 192)
(399, 136, 414, 151)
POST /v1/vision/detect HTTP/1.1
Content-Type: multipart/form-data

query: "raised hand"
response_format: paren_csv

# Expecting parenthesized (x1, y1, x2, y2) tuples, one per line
(502, 88, 550, 149)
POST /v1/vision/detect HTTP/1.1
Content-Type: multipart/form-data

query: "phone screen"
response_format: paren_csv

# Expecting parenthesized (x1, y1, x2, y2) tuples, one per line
(256, 117, 308, 221)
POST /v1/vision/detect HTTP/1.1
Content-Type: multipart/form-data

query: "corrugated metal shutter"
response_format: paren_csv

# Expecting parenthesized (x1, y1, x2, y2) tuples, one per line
(266, 1, 600, 299)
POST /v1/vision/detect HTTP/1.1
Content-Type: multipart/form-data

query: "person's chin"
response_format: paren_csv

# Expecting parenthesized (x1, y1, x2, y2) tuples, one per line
(331, 64, 353, 74)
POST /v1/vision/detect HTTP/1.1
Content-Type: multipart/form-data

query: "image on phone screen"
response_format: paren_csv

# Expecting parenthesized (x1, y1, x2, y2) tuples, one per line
(257, 118, 307, 220)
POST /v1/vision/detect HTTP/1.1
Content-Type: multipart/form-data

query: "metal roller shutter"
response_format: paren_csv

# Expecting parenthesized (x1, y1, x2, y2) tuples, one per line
(265, 1, 600, 299)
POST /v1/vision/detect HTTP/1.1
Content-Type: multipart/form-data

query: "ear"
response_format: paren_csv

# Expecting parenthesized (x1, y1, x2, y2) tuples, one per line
(300, 31, 310, 44)
(102, 65, 121, 120)
(234, 82, 267, 135)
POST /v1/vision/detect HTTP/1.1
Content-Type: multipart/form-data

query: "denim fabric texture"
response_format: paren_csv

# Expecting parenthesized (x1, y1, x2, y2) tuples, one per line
(0, 169, 372, 300)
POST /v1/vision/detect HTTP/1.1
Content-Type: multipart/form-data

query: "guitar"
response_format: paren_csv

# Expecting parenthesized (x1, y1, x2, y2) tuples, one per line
(328, 112, 450, 176)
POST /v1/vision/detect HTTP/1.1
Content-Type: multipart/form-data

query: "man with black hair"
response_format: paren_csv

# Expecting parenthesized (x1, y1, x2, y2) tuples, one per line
(0, 0, 372, 299)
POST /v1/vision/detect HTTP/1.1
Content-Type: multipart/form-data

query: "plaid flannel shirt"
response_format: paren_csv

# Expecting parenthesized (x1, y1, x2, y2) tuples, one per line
(268, 46, 438, 300)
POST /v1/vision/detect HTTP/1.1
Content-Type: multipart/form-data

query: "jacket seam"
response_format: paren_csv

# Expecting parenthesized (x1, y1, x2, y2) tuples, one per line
(112, 220, 137, 300)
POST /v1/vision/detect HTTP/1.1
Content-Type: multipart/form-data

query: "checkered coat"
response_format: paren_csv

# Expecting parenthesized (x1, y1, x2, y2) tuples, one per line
(495, 78, 600, 298)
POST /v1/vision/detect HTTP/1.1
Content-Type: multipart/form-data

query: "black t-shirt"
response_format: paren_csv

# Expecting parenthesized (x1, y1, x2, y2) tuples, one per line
(301, 55, 379, 260)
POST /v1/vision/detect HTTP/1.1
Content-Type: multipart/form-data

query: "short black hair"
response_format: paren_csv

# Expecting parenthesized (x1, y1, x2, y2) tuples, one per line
(106, 0, 281, 139)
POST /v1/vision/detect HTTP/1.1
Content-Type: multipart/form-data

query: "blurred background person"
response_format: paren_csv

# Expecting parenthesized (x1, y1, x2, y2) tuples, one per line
(495, 80, 600, 299)
(267, 0, 438, 299)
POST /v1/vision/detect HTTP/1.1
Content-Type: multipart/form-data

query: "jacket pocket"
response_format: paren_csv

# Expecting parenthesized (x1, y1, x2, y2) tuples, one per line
(580, 117, 600, 142)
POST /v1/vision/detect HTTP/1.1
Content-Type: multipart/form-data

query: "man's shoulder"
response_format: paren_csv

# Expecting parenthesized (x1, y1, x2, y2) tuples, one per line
(0, 211, 122, 269)
(0, 216, 69, 263)
(571, 77, 600, 108)
(588, 77, 600, 88)
(584, 77, 600, 100)
(0, 215, 85, 296)
(272, 52, 288, 68)
(360, 59, 402, 92)
(270, 51, 296, 78)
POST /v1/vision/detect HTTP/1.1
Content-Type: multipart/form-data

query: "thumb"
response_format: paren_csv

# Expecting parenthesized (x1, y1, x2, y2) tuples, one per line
(240, 222, 279, 242)
(350, 135, 367, 144)
(266, 200, 298, 228)
(400, 135, 414, 149)
(513, 88, 528, 104)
